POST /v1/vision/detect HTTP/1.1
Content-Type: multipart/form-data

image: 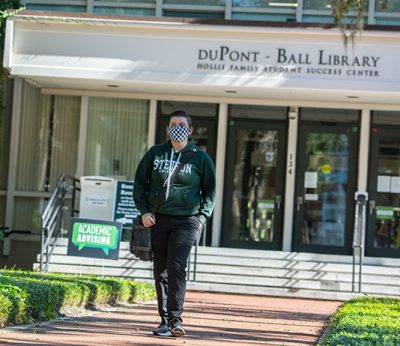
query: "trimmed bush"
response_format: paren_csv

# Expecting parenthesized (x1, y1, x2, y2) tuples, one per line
(2, 271, 115, 306)
(1, 270, 156, 305)
(0, 293, 12, 328)
(0, 270, 156, 328)
(321, 297, 400, 345)
(0, 279, 29, 325)
(1, 275, 66, 320)
(129, 281, 157, 302)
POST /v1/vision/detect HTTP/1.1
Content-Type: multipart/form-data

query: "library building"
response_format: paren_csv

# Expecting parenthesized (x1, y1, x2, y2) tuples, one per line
(1, 1, 400, 297)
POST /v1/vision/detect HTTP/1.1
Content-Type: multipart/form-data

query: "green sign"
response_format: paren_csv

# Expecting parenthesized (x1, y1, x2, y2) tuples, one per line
(67, 218, 122, 260)
(258, 199, 275, 212)
(113, 181, 140, 228)
(376, 206, 394, 221)
(72, 222, 119, 255)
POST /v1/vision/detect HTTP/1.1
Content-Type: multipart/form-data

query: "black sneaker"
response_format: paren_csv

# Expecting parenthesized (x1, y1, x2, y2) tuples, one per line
(170, 323, 186, 337)
(152, 323, 171, 337)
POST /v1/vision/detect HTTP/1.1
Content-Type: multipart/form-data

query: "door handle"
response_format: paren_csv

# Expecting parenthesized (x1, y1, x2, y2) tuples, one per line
(296, 196, 303, 211)
(275, 195, 282, 210)
(369, 200, 376, 215)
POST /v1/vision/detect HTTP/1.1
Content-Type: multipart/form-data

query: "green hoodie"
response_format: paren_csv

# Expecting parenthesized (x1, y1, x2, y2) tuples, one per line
(133, 140, 216, 225)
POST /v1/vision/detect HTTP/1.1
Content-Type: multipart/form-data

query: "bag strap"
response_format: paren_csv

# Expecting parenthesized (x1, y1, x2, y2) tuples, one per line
(150, 148, 197, 214)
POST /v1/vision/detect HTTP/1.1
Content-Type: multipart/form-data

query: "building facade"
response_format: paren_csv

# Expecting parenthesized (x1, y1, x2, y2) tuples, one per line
(1, 1, 400, 264)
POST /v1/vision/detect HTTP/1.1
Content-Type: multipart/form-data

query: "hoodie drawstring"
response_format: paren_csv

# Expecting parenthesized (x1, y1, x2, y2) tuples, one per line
(165, 148, 182, 201)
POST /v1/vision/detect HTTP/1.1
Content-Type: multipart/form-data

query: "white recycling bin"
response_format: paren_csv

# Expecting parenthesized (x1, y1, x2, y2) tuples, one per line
(79, 176, 116, 221)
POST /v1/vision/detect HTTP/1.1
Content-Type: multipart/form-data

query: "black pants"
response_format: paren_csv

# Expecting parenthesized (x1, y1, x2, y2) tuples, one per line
(151, 214, 200, 325)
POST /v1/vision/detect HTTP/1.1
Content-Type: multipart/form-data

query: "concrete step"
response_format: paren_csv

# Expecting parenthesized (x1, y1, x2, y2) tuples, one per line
(33, 263, 153, 279)
(46, 244, 400, 277)
(34, 240, 400, 300)
(52, 238, 400, 266)
(37, 254, 400, 286)
(186, 282, 366, 301)
(192, 264, 400, 285)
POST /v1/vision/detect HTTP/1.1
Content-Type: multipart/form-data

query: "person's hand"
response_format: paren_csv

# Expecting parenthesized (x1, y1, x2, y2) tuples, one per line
(142, 213, 156, 227)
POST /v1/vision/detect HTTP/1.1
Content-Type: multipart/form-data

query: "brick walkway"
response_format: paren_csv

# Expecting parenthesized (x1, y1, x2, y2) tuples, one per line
(0, 291, 341, 345)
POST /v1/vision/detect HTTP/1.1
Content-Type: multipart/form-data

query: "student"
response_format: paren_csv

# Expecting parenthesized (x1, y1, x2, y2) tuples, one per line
(133, 110, 216, 337)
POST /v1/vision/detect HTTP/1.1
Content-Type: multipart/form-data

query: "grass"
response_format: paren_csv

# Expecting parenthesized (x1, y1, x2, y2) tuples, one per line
(320, 297, 400, 345)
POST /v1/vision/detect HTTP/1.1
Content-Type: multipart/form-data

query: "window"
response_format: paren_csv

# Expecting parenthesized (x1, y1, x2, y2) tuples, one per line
(85, 97, 149, 180)
(94, 0, 156, 16)
(14, 81, 81, 232)
(16, 84, 81, 191)
(232, 0, 297, 21)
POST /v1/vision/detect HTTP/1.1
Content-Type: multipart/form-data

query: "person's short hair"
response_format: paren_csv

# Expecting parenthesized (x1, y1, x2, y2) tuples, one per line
(169, 110, 192, 127)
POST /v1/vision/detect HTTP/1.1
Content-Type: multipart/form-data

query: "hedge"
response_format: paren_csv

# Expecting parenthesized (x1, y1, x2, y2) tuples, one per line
(320, 297, 400, 345)
(0, 294, 12, 327)
(0, 270, 156, 328)
(0, 279, 29, 325)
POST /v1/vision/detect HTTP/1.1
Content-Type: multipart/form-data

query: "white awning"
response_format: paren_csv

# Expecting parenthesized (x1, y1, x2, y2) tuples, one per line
(4, 12, 400, 105)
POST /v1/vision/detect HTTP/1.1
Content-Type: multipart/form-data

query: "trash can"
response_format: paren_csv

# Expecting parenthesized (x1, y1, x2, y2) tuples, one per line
(79, 176, 116, 221)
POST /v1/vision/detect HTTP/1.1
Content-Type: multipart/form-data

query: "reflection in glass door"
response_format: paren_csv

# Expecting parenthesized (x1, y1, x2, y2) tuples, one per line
(293, 124, 358, 254)
(223, 120, 286, 249)
(367, 127, 400, 257)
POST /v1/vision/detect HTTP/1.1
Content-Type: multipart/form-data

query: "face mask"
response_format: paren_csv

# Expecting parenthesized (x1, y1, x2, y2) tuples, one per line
(168, 125, 190, 142)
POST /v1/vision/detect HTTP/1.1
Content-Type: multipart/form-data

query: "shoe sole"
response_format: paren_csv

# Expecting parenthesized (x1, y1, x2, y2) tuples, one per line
(153, 331, 172, 337)
(170, 328, 185, 337)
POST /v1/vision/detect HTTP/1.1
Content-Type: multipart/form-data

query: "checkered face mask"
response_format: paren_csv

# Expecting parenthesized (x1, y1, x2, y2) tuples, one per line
(168, 125, 190, 142)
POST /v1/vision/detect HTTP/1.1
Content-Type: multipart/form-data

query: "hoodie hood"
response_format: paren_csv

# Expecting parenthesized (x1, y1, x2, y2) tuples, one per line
(164, 140, 195, 153)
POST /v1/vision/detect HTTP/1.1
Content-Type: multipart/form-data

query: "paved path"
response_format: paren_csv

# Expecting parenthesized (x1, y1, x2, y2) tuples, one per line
(0, 291, 341, 345)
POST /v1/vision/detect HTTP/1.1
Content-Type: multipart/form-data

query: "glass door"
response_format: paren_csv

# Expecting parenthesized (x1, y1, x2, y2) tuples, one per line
(293, 123, 358, 254)
(367, 126, 400, 258)
(222, 119, 286, 250)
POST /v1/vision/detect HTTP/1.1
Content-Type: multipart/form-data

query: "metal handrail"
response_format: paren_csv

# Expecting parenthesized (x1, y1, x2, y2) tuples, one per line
(352, 193, 367, 293)
(40, 174, 81, 272)
(187, 222, 206, 282)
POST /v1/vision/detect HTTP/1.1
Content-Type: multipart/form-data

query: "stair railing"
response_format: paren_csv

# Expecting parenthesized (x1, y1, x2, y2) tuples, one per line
(40, 174, 80, 272)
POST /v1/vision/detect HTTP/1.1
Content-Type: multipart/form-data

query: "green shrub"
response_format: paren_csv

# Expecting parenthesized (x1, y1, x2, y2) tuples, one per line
(322, 297, 400, 345)
(0, 270, 156, 329)
(0, 293, 12, 327)
(1, 276, 65, 320)
(0, 280, 29, 325)
(1, 270, 153, 305)
(1, 271, 90, 318)
(129, 281, 156, 302)
(2, 271, 101, 307)
(83, 277, 132, 305)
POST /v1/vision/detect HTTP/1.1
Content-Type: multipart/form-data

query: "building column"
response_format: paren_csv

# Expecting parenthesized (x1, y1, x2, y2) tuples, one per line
(212, 103, 228, 247)
(225, 0, 232, 19)
(5, 78, 22, 229)
(358, 109, 371, 192)
(282, 107, 298, 251)
(296, 0, 303, 22)
(75, 96, 89, 178)
(148, 99, 157, 148)
(368, 0, 376, 24)
(155, 0, 163, 17)
(87, 0, 94, 13)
